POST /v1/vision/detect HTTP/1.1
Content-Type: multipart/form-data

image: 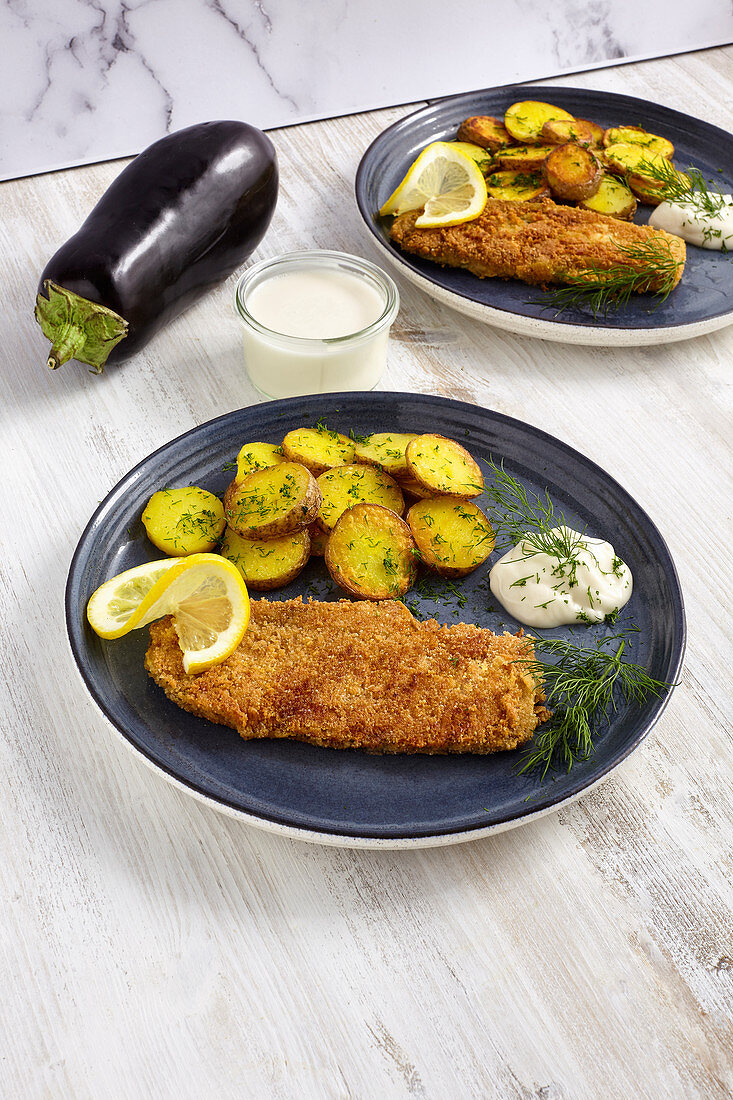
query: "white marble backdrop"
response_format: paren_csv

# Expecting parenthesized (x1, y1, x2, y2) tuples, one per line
(1, 0, 731, 180)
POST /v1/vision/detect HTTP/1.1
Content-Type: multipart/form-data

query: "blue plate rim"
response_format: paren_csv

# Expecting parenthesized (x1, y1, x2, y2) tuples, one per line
(65, 392, 687, 843)
(355, 83, 733, 334)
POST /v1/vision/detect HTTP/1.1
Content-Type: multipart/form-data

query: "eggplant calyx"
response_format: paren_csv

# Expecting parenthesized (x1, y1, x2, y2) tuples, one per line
(34, 280, 129, 374)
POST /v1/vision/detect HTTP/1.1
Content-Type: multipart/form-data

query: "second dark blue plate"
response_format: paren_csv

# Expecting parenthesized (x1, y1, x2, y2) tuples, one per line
(355, 86, 733, 345)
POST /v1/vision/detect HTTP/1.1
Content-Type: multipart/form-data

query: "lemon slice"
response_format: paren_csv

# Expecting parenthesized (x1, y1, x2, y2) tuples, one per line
(379, 142, 488, 227)
(86, 553, 250, 674)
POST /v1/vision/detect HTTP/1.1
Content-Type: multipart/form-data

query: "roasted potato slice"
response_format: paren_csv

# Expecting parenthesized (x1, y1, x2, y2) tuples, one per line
(407, 497, 495, 578)
(232, 441, 285, 483)
(449, 141, 494, 170)
(485, 170, 550, 202)
(574, 118, 606, 147)
(405, 435, 484, 498)
(457, 115, 515, 152)
(504, 101, 575, 143)
(316, 464, 404, 532)
(493, 144, 555, 171)
(578, 174, 637, 219)
(603, 143, 685, 205)
(307, 523, 329, 556)
(142, 487, 225, 556)
(541, 118, 600, 147)
(352, 432, 417, 478)
(543, 143, 602, 201)
(603, 126, 674, 159)
(224, 462, 320, 539)
(325, 504, 417, 600)
(220, 527, 310, 591)
(281, 427, 355, 476)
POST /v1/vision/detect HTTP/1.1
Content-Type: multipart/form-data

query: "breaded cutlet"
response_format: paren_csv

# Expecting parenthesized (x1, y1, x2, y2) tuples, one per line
(145, 598, 548, 754)
(389, 198, 686, 290)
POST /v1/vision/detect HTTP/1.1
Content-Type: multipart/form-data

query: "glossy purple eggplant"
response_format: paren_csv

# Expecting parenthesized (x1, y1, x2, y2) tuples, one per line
(35, 120, 278, 372)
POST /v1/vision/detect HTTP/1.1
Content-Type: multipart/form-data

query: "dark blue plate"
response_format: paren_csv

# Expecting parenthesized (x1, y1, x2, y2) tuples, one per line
(66, 393, 685, 844)
(355, 86, 733, 344)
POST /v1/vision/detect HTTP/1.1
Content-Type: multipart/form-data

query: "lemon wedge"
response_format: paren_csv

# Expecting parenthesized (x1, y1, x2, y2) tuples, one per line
(379, 141, 488, 227)
(86, 553, 250, 674)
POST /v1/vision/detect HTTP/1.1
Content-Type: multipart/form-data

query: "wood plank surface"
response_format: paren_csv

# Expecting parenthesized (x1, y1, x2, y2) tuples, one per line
(1, 47, 732, 1099)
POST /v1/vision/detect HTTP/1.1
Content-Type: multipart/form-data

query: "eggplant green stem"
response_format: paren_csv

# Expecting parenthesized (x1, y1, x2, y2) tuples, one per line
(35, 280, 129, 374)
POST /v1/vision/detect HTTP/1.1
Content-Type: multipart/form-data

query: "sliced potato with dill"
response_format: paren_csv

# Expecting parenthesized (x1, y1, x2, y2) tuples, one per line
(493, 144, 555, 171)
(281, 426, 355, 476)
(407, 497, 495, 578)
(457, 116, 515, 152)
(578, 174, 637, 219)
(142, 487, 225, 556)
(603, 126, 674, 159)
(233, 441, 286, 483)
(449, 141, 494, 170)
(224, 462, 320, 539)
(352, 432, 417, 478)
(574, 118, 606, 147)
(316, 464, 404, 532)
(504, 101, 574, 144)
(220, 527, 310, 591)
(541, 118, 600, 147)
(325, 503, 417, 600)
(543, 143, 602, 201)
(405, 435, 484, 498)
(485, 170, 550, 202)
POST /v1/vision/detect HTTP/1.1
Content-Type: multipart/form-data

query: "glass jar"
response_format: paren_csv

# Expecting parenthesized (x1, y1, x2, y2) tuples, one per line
(234, 250, 399, 399)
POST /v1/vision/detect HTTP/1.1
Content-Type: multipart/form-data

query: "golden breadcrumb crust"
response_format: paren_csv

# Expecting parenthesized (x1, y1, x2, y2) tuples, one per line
(145, 597, 548, 754)
(389, 198, 685, 290)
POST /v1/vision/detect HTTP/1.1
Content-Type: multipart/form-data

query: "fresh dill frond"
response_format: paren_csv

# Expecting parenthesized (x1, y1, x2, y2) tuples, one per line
(537, 238, 682, 318)
(518, 636, 669, 778)
(635, 156, 727, 218)
(484, 459, 584, 568)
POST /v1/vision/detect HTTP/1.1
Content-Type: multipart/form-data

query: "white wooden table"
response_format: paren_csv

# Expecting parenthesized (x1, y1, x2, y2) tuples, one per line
(2, 47, 732, 1099)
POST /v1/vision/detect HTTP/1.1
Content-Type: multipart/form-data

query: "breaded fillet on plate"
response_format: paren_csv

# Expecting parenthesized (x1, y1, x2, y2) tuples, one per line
(145, 598, 548, 754)
(390, 198, 686, 290)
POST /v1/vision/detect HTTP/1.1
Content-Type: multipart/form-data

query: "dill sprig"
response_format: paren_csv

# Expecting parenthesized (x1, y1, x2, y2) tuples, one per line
(484, 459, 585, 565)
(635, 156, 727, 218)
(537, 238, 682, 318)
(518, 636, 668, 778)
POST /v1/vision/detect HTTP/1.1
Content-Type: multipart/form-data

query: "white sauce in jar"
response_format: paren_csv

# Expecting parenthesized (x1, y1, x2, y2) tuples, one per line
(649, 194, 733, 250)
(489, 526, 633, 628)
(246, 268, 385, 339)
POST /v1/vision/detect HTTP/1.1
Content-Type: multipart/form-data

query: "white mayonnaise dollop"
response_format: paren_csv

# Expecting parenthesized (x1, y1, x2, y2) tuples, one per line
(649, 194, 733, 250)
(489, 526, 633, 628)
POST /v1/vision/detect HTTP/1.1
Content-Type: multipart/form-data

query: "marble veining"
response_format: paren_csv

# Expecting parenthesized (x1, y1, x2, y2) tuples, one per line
(1, 0, 731, 180)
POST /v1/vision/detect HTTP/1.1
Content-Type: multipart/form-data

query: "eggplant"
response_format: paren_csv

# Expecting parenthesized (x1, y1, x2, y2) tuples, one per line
(35, 120, 278, 373)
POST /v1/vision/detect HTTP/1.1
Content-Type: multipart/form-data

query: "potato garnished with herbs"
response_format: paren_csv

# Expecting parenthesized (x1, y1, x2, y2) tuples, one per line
(220, 527, 310, 590)
(142, 487, 225, 556)
(224, 462, 320, 539)
(232, 441, 286, 483)
(541, 118, 600, 148)
(405, 435, 484, 498)
(603, 126, 674, 159)
(352, 432, 417, 478)
(281, 426, 355, 476)
(543, 143, 602, 202)
(485, 170, 550, 202)
(316, 464, 404, 532)
(457, 115, 515, 152)
(325, 504, 417, 600)
(407, 498, 495, 578)
(504, 101, 575, 143)
(579, 175, 637, 220)
(493, 145, 555, 171)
